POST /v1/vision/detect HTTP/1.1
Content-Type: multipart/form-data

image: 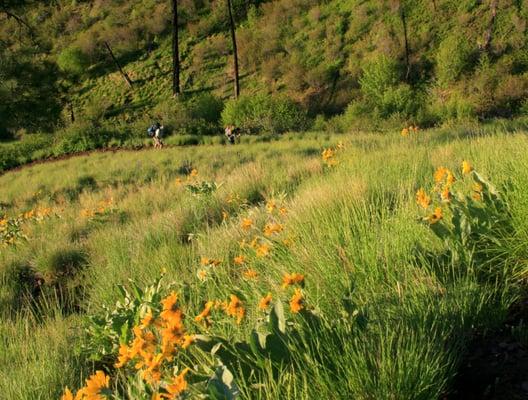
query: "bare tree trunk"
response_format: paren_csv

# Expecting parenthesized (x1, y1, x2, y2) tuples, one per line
(0, 8, 37, 44)
(69, 100, 75, 123)
(481, 0, 498, 53)
(103, 41, 133, 88)
(399, 3, 411, 81)
(172, 0, 181, 96)
(227, 0, 240, 98)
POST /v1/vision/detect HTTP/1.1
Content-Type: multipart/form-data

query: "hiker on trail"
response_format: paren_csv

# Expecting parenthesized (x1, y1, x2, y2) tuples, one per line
(148, 122, 164, 149)
(225, 125, 240, 145)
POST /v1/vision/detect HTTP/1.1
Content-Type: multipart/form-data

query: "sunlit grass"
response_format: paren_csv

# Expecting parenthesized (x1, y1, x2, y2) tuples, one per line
(1, 127, 527, 399)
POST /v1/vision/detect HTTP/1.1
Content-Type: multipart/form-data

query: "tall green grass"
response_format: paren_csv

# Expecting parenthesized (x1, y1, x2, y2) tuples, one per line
(0, 127, 527, 399)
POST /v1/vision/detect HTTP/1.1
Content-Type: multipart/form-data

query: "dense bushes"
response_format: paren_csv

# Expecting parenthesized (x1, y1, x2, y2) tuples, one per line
(435, 34, 475, 87)
(0, 135, 53, 172)
(358, 56, 420, 120)
(154, 94, 224, 136)
(222, 93, 308, 134)
(57, 47, 90, 77)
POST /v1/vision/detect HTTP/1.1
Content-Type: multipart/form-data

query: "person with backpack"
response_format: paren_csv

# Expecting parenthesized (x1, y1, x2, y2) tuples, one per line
(148, 122, 164, 149)
(225, 125, 240, 145)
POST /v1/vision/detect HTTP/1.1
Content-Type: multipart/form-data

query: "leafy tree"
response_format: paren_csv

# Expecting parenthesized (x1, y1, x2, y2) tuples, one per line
(0, 44, 61, 138)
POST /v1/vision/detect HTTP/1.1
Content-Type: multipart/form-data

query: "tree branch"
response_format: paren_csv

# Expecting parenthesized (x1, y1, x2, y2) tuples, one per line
(1, 8, 34, 36)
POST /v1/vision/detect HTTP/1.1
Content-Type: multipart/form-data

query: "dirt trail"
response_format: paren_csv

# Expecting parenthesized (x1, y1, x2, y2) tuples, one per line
(0, 145, 157, 176)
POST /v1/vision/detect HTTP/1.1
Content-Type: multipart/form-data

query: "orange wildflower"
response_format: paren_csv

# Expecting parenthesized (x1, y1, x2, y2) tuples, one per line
(322, 148, 335, 161)
(263, 222, 283, 237)
(427, 207, 443, 224)
(233, 255, 246, 265)
(242, 269, 259, 279)
(160, 292, 182, 322)
(140, 312, 154, 329)
(200, 257, 221, 266)
(129, 327, 157, 359)
(163, 368, 190, 399)
(142, 353, 164, 384)
(241, 218, 253, 231)
(462, 160, 473, 175)
(266, 200, 276, 213)
(416, 188, 431, 209)
(249, 237, 259, 248)
(226, 295, 245, 324)
(60, 388, 74, 400)
(78, 370, 109, 400)
(434, 167, 448, 184)
(259, 293, 272, 310)
(195, 301, 214, 323)
(256, 243, 270, 257)
(282, 238, 293, 247)
(181, 334, 194, 349)
(282, 273, 305, 289)
(446, 170, 456, 185)
(197, 269, 207, 281)
(290, 289, 304, 313)
(161, 318, 185, 344)
(115, 343, 131, 368)
(440, 185, 451, 202)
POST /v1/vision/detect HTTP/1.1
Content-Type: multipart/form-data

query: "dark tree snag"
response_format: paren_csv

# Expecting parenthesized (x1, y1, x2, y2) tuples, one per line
(172, 0, 181, 96)
(481, 0, 498, 53)
(0, 8, 37, 44)
(227, 0, 240, 98)
(69, 100, 75, 123)
(399, 3, 411, 81)
(1, 9, 32, 32)
(104, 41, 133, 88)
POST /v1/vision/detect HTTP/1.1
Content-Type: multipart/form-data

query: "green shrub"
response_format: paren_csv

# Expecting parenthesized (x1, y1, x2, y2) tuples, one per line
(435, 33, 475, 87)
(359, 56, 400, 103)
(0, 134, 53, 172)
(359, 55, 420, 119)
(187, 94, 224, 123)
(428, 92, 476, 122)
(53, 122, 107, 154)
(153, 95, 222, 136)
(312, 115, 327, 131)
(57, 46, 90, 77)
(222, 93, 307, 134)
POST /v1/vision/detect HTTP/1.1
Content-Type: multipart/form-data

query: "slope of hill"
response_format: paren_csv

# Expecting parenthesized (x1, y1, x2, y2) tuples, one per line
(1, 127, 527, 399)
(1, 0, 528, 140)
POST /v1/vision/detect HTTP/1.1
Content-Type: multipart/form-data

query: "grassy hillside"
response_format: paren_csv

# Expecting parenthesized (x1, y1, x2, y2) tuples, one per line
(2, 0, 528, 141)
(1, 126, 527, 399)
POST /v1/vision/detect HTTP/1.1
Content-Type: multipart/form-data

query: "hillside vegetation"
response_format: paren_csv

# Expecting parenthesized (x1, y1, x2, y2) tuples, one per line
(2, 0, 528, 143)
(1, 126, 527, 399)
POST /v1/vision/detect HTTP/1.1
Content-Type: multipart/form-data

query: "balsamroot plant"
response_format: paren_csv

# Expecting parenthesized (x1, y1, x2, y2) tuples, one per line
(417, 161, 515, 280)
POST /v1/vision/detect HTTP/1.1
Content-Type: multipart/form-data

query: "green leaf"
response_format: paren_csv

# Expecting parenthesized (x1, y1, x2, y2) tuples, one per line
(249, 329, 268, 355)
(207, 366, 240, 400)
(270, 300, 286, 334)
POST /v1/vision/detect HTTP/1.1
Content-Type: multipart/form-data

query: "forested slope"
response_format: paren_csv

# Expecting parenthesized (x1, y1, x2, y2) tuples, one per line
(1, 1, 527, 136)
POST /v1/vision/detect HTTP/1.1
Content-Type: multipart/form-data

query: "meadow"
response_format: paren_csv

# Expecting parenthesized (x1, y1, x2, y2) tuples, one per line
(1, 125, 527, 400)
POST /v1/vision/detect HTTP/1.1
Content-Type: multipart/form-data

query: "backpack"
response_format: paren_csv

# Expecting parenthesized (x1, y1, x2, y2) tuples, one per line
(147, 126, 155, 137)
